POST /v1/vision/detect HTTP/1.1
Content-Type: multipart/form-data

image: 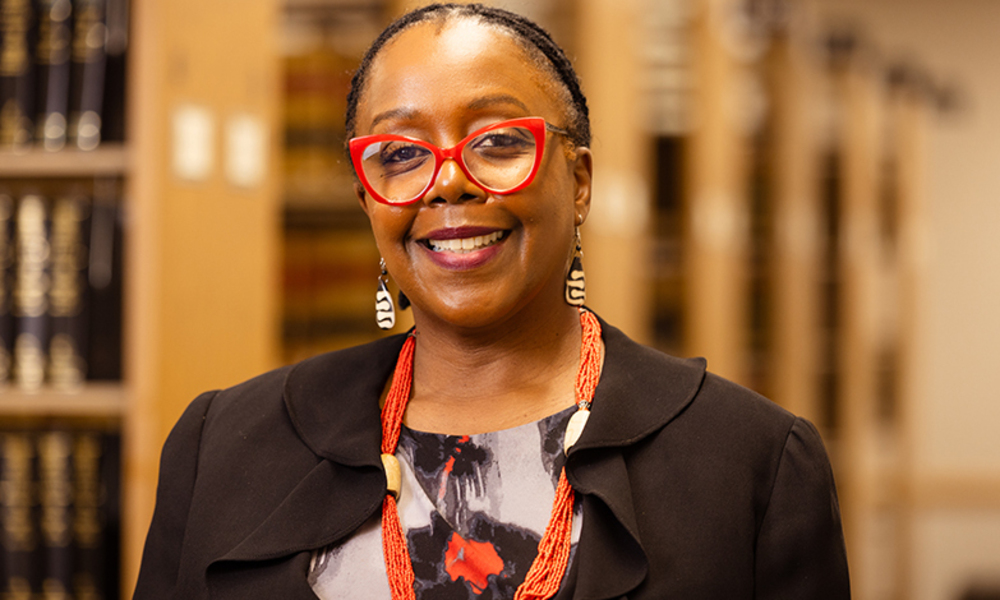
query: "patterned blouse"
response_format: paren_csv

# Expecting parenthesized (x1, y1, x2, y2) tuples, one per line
(309, 405, 583, 599)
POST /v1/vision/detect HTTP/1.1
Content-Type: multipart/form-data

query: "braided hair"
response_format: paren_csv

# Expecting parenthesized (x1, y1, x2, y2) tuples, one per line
(344, 3, 590, 148)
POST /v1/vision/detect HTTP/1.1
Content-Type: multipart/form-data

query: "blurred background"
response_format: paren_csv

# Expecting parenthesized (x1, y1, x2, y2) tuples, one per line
(0, 0, 997, 598)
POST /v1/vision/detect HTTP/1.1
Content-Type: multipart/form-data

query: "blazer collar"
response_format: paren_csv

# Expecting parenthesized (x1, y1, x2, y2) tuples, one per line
(282, 316, 706, 464)
(573, 316, 706, 452)
(283, 333, 407, 468)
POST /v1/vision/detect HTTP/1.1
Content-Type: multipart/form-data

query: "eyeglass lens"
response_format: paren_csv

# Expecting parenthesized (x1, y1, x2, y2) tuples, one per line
(358, 125, 539, 204)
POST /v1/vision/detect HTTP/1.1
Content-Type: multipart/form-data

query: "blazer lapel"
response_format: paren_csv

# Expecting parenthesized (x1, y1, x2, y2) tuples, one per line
(558, 449, 648, 600)
(204, 336, 409, 597)
(207, 552, 318, 600)
(216, 460, 385, 563)
(557, 318, 707, 599)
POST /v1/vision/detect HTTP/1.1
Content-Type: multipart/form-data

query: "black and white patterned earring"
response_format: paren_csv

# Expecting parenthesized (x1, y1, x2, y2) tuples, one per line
(565, 227, 586, 306)
(376, 258, 396, 330)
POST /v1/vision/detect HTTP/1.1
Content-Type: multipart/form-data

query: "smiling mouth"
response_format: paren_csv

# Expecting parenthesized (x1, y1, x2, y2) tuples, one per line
(424, 230, 508, 254)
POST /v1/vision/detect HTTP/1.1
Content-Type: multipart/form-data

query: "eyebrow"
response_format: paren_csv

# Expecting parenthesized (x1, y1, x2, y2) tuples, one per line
(369, 95, 532, 130)
(465, 94, 530, 113)
(371, 107, 421, 130)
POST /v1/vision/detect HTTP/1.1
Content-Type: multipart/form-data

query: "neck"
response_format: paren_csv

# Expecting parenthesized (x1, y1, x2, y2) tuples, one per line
(403, 298, 584, 435)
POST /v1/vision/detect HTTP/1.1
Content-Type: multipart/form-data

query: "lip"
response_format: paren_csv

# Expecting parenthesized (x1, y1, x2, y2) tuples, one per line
(417, 225, 510, 271)
(422, 226, 503, 241)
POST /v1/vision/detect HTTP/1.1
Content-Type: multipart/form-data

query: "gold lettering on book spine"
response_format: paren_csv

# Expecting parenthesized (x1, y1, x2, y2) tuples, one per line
(0, 0, 31, 76)
(36, 0, 72, 65)
(1, 434, 36, 553)
(14, 197, 50, 319)
(50, 199, 86, 318)
(72, 2, 105, 63)
(38, 432, 72, 548)
(73, 434, 102, 548)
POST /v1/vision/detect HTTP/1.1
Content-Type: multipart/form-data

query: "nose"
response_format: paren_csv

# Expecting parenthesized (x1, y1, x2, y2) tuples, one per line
(422, 158, 486, 205)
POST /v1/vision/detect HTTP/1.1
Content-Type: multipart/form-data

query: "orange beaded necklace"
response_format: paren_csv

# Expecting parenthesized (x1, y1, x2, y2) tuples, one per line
(378, 308, 602, 600)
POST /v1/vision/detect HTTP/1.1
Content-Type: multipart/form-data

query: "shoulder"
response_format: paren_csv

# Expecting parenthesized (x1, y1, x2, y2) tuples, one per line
(167, 334, 408, 464)
(199, 334, 406, 426)
(591, 317, 798, 453)
(169, 334, 410, 479)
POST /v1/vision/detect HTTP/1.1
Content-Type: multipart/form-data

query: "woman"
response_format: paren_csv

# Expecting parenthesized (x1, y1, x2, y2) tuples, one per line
(134, 4, 849, 599)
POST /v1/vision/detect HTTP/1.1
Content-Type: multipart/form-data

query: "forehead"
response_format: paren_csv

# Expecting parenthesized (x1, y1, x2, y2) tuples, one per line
(357, 19, 562, 132)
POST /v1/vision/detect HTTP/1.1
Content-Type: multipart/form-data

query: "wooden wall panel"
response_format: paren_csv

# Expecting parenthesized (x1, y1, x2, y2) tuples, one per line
(124, 0, 282, 590)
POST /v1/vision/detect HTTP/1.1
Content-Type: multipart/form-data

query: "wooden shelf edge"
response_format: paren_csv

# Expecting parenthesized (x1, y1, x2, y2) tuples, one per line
(0, 383, 127, 418)
(0, 145, 130, 178)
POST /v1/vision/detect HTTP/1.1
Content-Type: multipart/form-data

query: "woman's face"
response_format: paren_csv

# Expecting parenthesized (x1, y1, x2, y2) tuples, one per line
(354, 19, 592, 330)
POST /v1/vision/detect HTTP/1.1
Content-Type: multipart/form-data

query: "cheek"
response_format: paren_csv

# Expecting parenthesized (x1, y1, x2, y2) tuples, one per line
(367, 209, 414, 258)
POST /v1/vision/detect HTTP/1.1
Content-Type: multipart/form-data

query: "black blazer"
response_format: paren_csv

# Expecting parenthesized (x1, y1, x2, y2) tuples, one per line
(134, 319, 850, 599)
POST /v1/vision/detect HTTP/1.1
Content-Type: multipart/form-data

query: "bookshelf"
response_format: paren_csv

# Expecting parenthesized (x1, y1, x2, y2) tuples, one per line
(3, 0, 283, 597)
(0, 146, 130, 178)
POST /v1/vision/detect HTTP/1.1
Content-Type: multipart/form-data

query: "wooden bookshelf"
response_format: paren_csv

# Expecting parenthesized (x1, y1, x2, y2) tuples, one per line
(3, 0, 283, 596)
(0, 145, 130, 178)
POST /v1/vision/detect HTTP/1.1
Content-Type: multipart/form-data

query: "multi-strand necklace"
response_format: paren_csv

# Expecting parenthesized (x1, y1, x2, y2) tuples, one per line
(378, 308, 603, 600)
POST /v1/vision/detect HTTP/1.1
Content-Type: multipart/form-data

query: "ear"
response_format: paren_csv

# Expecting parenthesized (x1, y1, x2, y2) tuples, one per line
(572, 147, 593, 225)
(355, 182, 371, 216)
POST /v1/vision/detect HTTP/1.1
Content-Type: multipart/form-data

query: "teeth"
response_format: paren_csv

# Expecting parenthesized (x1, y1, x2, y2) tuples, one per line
(429, 231, 503, 254)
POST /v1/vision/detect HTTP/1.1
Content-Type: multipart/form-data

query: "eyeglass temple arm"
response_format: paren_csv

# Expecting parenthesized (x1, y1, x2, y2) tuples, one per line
(545, 122, 571, 137)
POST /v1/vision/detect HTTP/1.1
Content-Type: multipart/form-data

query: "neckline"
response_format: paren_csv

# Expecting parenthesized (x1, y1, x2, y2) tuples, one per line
(401, 403, 578, 439)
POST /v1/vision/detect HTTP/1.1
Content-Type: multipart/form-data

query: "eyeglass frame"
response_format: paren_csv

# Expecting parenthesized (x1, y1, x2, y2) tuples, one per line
(348, 117, 571, 206)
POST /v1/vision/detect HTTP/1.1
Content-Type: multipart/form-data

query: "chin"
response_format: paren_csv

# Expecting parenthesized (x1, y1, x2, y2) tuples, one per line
(412, 294, 518, 332)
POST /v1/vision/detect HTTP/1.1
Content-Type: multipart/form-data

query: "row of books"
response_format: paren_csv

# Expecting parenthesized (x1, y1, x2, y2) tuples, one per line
(0, 188, 122, 390)
(0, 0, 128, 152)
(282, 209, 382, 363)
(0, 429, 119, 599)
(283, 41, 357, 207)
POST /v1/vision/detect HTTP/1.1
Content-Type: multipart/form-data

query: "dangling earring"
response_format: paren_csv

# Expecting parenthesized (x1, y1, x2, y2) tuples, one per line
(375, 258, 396, 330)
(565, 227, 586, 306)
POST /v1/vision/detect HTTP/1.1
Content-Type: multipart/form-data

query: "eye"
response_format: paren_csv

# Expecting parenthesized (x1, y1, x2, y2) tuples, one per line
(470, 127, 535, 157)
(380, 141, 431, 165)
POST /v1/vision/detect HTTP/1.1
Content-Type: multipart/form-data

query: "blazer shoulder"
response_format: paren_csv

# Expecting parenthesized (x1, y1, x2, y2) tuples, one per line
(698, 371, 797, 424)
(200, 333, 406, 433)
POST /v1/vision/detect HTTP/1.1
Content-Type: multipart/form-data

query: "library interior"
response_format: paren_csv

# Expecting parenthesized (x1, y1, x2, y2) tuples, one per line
(1, 0, 998, 598)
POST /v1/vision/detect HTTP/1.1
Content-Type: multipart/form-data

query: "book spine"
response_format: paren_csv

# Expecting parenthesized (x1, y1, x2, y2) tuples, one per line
(85, 188, 119, 381)
(67, 0, 104, 150)
(33, 0, 72, 151)
(72, 432, 105, 600)
(1, 432, 40, 600)
(94, 0, 123, 143)
(12, 194, 49, 392)
(37, 430, 73, 600)
(0, 194, 13, 385)
(0, 0, 37, 150)
(48, 194, 88, 389)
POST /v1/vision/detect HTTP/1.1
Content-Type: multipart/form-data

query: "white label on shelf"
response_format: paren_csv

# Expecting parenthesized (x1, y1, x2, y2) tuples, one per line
(225, 113, 267, 189)
(172, 104, 216, 181)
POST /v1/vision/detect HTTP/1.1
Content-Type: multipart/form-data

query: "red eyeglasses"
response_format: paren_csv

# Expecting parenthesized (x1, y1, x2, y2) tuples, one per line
(349, 117, 570, 205)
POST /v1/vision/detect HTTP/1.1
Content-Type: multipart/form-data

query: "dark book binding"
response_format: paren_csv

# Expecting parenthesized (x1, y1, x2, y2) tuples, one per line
(1, 432, 40, 599)
(48, 194, 89, 388)
(85, 186, 119, 381)
(34, 0, 73, 151)
(72, 432, 109, 600)
(0, 194, 13, 384)
(12, 194, 49, 391)
(96, 0, 125, 143)
(37, 430, 74, 600)
(67, 0, 105, 150)
(0, 0, 37, 149)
